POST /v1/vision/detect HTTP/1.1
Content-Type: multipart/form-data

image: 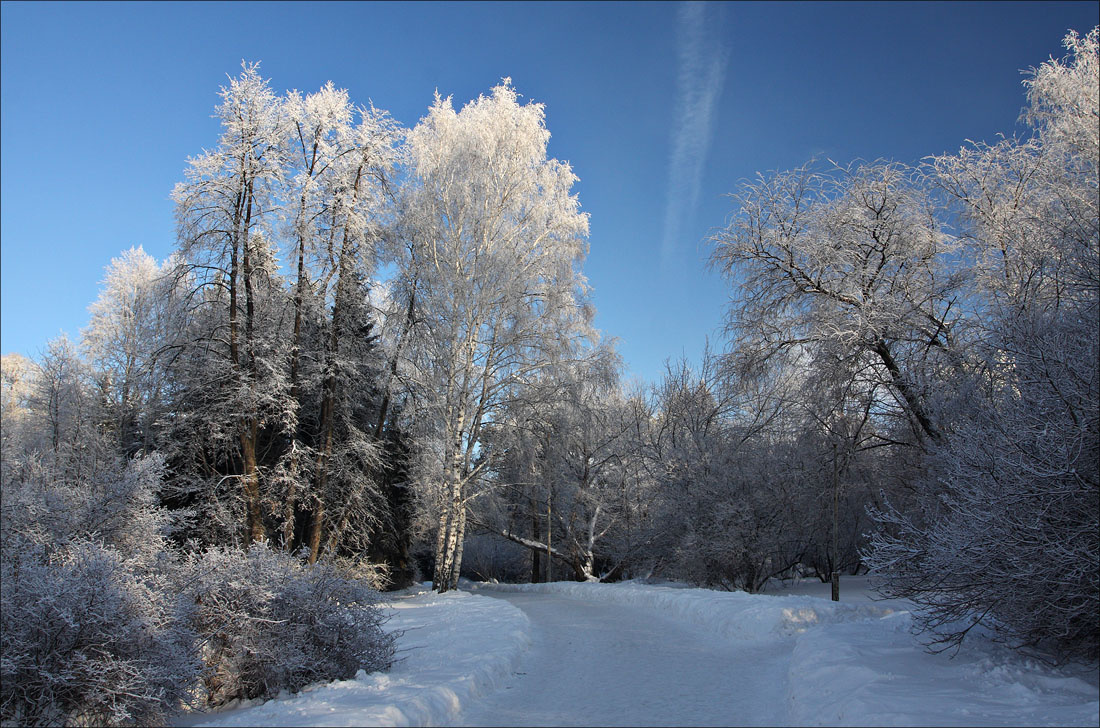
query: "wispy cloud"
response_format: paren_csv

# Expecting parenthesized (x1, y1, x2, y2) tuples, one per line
(661, 1, 728, 266)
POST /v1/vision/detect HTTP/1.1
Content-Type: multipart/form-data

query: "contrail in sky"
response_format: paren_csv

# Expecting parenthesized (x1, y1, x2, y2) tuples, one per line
(661, 1, 728, 266)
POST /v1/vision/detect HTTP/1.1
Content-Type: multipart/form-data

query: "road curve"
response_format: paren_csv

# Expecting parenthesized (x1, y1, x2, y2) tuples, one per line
(454, 588, 793, 727)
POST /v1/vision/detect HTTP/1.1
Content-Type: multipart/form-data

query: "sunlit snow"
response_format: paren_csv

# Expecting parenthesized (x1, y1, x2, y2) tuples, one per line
(180, 577, 1099, 727)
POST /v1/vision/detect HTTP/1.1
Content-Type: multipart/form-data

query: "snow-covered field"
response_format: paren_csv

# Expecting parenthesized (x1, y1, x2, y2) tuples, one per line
(180, 578, 1099, 727)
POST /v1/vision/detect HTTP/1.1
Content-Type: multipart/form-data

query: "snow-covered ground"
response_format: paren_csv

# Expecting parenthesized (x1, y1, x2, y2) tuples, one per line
(179, 577, 1099, 727)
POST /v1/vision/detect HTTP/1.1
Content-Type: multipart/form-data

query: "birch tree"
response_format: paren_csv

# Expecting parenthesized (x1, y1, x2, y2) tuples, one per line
(402, 80, 591, 592)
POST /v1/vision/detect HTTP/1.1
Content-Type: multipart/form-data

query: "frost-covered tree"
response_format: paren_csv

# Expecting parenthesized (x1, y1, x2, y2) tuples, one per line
(641, 352, 816, 592)
(475, 345, 652, 581)
(400, 80, 592, 592)
(277, 83, 402, 561)
(170, 62, 291, 544)
(83, 246, 177, 458)
(867, 27, 1099, 662)
(1, 353, 36, 484)
(710, 160, 969, 448)
(18, 335, 113, 483)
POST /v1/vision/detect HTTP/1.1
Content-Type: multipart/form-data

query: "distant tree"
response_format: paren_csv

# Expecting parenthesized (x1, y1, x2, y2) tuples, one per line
(21, 335, 113, 483)
(643, 352, 815, 592)
(1, 353, 37, 484)
(475, 345, 650, 582)
(83, 246, 176, 457)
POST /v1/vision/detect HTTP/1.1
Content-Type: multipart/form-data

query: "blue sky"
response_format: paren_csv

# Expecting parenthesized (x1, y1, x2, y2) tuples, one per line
(2, 1, 1096, 385)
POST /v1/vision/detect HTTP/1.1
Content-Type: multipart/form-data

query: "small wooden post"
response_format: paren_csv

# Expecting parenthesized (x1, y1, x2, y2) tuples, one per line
(546, 493, 552, 583)
(831, 442, 840, 602)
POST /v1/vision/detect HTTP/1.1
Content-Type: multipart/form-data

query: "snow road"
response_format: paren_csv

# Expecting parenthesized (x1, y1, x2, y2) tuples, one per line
(455, 589, 790, 726)
(182, 578, 1099, 727)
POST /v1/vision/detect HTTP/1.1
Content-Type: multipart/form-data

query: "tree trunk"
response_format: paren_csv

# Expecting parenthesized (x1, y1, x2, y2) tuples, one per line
(310, 302, 337, 563)
(309, 163, 367, 563)
(448, 500, 468, 590)
(308, 385, 333, 562)
(374, 290, 416, 440)
(235, 176, 265, 545)
(437, 473, 463, 592)
(871, 338, 939, 442)
(282, 447, 299, 550)
(240, 418, 265, 543)
(433, 497, 453, 591)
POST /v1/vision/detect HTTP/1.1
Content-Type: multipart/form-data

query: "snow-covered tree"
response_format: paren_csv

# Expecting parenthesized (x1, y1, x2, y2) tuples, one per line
(710, 160, 968, 448)
(170, 62, 291, 545)
(1, 353, 37, 484)
(83, 246, 176, 458)
(400, 80, 592, 592)
(15, 335, 114, 484)
(867, 27, 1099, 662)
(642, 352, 813, 592)
(277, 83, 403, 560)
(475, 345, 652, 581)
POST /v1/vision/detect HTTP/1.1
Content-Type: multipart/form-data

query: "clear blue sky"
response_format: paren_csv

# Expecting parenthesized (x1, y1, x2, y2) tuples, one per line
(2, 1, 1096, 385)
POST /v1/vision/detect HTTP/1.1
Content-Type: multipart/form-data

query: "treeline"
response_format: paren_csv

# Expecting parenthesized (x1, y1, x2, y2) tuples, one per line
(0, 27, 1096, 724)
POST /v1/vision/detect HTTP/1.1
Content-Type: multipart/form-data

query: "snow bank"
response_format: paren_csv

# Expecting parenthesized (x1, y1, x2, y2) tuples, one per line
(787, 611, 1099, 727)
(180, 587, 531, 727)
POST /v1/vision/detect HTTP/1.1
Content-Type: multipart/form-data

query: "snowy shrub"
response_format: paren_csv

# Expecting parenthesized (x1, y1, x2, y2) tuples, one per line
(330, 554, 393, 591)
(865, 311, 1099, 662)
(0, 538, 199, 727)
(0, 453, 177, 566)
(184, 543, 396, 706)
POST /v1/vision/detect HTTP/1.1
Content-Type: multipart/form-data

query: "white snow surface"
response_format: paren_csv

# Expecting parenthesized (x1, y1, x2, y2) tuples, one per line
(179, 577, 1099, 727)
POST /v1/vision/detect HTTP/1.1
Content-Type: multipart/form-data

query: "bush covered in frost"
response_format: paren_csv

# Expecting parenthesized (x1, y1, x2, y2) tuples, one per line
(0, 453, 178, 564)
(0, 538, 199, 727)
(0, 452, 398, 721)
(184, 542, 396, 706)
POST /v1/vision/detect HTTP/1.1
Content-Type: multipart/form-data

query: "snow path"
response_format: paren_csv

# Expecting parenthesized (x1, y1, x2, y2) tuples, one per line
(466, 580, 1098, 727)
(455, 589, 792, 726)
(177, 578, 1099, 727)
